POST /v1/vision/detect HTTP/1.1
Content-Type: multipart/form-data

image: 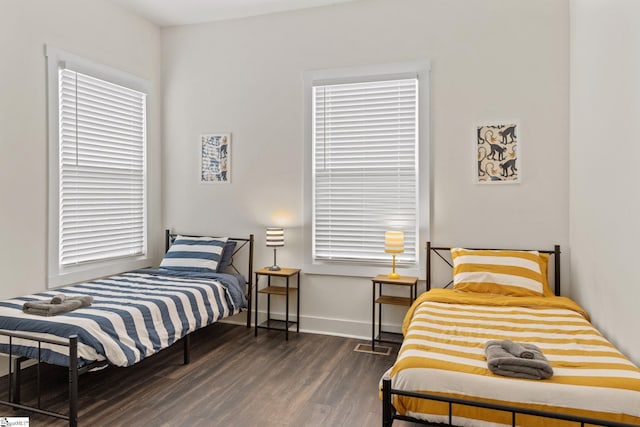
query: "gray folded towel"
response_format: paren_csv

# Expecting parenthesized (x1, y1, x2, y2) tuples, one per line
(23, 295, 94, 317)
(67, 295, 94, 306)
(485, 340, 553, 380)
(50, 294, 66, 304)
(501, 339, 535, 359)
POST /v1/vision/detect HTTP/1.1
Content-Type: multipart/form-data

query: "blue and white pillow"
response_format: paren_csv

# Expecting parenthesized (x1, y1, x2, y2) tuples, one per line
(217, 240, 237, 272)
(160, 235, 228, 272)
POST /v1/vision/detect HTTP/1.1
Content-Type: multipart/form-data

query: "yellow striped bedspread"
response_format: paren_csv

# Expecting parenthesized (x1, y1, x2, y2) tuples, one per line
(385, 289, 640, 426)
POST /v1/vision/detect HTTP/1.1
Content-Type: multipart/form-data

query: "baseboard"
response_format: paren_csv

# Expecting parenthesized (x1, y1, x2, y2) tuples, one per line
(223, 310, 403, 340)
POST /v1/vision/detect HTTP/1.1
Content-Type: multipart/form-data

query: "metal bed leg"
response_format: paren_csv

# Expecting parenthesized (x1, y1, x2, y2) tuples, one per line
(11, 357, 27, 405)
(11, 360, 17, 404)
(246, 234, 254, 329)
(69, 335, 78, 427)
(382, 378, 393, 427)
(183, 334, 191, 365)
(246, 287, 252, 329)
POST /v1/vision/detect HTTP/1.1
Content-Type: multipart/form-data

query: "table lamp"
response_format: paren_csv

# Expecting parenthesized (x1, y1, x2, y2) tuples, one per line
(385, 231, 404, 279)
(266, 227, 284, 271)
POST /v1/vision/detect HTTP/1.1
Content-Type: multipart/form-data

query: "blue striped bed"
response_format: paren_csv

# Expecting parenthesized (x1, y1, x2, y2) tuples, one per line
(0, 269, 247, 367)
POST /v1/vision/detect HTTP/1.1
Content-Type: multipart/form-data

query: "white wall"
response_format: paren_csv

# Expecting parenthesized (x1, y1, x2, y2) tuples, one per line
(0, 0, 162, 298)
(162, 0, 570, 337)
(570, 0, 640, 364)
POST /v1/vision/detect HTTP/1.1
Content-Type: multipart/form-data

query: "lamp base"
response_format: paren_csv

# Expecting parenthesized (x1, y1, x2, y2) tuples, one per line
(387, 253, 401, 279)
(268, 265, 281, 271)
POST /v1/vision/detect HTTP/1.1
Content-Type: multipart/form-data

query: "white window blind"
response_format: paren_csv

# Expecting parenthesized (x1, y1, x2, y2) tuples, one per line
(58, 68, 146, 266)
(312, 78, 418, 264)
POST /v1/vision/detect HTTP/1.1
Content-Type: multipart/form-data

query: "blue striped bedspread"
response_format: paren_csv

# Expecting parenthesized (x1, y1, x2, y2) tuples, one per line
(0, 270, 247, 367)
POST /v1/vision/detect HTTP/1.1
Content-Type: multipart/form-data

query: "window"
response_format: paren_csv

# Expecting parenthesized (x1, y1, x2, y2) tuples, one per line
(47, 47, 150, 287)
(304, 62, 430, 277)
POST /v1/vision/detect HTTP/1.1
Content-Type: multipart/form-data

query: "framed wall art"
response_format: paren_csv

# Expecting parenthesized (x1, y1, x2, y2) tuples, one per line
(200, 133, 231, 184)
(476, 122, 519, 184)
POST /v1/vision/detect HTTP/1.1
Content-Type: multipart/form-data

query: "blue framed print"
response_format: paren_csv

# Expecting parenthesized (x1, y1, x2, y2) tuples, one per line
(200, 133, 231, 184)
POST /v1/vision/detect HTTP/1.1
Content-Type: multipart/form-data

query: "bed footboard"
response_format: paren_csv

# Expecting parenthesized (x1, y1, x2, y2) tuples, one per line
(0, 329, 195, 426)
(0, 331, 79, 427)
(381, 378, 638, 427)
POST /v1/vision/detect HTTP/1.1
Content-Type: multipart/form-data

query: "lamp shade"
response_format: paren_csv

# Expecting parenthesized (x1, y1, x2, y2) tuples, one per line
(266, 227, 284, 247)
(384, 231, 404, 254)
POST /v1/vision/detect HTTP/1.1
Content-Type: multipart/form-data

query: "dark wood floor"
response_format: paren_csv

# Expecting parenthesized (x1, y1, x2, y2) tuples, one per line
(1, 323, 419, 426)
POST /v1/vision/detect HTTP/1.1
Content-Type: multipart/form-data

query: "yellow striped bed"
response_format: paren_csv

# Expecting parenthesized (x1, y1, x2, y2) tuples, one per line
(385, 289, 640, 426)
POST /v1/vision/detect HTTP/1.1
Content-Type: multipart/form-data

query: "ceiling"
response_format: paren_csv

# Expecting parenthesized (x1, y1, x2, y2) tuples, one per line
(108, 0, 359, 27)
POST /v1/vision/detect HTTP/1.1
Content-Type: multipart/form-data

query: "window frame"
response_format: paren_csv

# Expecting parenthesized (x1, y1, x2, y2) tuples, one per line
(303, 61, 431, 278)
(46, 46, 151, 288)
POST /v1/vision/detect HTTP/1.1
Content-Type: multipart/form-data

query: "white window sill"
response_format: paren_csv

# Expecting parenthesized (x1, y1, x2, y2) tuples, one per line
(303, 261, 419, 279)
(49, 256, 151, 288)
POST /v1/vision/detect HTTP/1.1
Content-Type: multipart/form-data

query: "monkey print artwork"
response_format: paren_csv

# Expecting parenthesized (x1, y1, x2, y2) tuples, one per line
(500, 159, 517, 177)
(477, 146, 487, 177)
(487, 143, 506, 161)
(499, 125, 516, 144)
(476, 123, 519, 183)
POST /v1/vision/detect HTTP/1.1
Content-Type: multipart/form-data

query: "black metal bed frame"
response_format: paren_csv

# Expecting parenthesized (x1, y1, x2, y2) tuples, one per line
(381, 242, 639, 427)
(0, 229, 254, 426)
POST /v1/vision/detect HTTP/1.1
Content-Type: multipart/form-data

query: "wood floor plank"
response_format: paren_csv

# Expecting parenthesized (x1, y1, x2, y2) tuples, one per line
(0, 323, 423, 426)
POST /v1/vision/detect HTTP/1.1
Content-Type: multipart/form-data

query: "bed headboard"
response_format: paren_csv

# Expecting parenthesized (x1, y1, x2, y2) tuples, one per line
(164, 229, 255, 327)
(164, 229, 254, 278)
(425, 242, 561, 296)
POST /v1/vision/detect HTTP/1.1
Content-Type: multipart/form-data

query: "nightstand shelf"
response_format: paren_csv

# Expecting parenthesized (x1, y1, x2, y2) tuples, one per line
(256, 318, 298, 331)
(258, 286, 297, 296)
(254, 267, 301, 341)
(375, 295, 412, 306)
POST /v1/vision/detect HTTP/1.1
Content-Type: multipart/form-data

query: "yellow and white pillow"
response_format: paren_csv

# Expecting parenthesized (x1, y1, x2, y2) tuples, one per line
(451, 248, 545, 297)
